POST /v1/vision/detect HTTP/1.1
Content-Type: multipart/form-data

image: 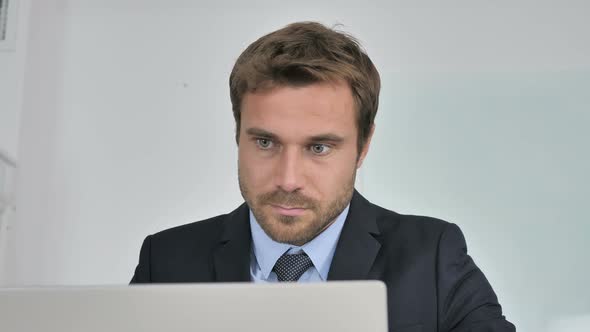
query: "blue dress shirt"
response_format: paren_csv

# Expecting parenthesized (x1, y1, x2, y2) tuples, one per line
(249, 204, 350, 282)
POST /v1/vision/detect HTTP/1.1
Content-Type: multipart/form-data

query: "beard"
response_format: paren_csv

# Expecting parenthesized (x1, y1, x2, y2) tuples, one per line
(238, 168, 356, 246)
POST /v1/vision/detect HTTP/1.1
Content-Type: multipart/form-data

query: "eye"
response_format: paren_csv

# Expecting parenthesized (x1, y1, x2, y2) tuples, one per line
(310, 144, 331, 155)
(255, 138, 274, 150)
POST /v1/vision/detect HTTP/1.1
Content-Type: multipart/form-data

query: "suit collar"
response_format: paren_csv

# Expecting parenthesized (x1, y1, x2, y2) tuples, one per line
(213, 189, 382, 282)
(327, 190, 382, 280)
(212, 202, 252, 282)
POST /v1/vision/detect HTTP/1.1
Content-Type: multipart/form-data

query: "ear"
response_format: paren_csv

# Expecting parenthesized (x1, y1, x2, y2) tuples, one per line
(356, 124, 375, 169)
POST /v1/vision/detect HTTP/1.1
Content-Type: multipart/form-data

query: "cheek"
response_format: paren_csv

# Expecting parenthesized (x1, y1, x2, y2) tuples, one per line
(239, 149, 272, 186)
(311, 158, 356, 195)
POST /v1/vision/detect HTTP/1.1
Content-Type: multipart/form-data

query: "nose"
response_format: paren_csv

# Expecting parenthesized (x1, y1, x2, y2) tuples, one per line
(274, 146, 304, 193)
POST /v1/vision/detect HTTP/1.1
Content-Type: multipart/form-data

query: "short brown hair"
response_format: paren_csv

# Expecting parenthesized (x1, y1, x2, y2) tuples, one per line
(229, 21, 381, 154)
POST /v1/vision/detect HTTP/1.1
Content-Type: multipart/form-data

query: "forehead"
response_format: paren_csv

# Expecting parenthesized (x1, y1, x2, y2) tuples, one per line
(241, 82, 357, 138)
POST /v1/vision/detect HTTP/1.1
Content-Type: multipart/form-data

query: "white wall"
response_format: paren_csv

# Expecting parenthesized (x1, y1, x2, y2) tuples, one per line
(0, 0, 31, 283)
(3, 1, 589, 331)
(0, 0, 30, 159)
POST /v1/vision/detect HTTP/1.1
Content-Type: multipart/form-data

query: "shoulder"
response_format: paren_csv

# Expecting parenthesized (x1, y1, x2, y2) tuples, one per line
(144, 202, 249, 253)
(144, 212, 233, 258)
(150, 214, 226, 243)
(374, 203, 450, 235)
(369, 202, 459, 251)
(350, 191, 458, 247)
(366, 201, 473, 276)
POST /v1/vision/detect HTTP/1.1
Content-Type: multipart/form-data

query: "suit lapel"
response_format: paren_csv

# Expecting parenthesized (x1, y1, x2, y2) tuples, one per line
(212, 203, 252, 282)
(328, 190, 382, 280)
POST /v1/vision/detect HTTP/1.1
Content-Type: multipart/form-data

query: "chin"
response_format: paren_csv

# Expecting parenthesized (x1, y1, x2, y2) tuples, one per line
(263, 220, 312, 245)
(270, 233, 310, 246)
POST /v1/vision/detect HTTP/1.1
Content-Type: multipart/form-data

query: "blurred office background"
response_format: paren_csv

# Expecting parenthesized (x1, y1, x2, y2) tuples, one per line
(0, 0, 588, 331)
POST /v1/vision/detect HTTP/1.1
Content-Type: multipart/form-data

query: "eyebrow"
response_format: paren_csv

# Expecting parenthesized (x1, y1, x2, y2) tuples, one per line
(245, 127, 345, 144)
(307, 134, 345, 144)
(245, 128, 278, 140)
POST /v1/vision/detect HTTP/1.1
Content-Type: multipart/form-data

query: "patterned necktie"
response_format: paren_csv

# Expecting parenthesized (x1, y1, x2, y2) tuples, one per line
(272, 252, 314, 282)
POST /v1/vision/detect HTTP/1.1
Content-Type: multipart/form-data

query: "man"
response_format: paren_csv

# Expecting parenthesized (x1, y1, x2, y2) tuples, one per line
(131, 22, 515, 331)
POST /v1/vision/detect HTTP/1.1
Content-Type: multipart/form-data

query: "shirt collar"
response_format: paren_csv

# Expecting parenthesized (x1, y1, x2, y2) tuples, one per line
(249, 204, 350, 281)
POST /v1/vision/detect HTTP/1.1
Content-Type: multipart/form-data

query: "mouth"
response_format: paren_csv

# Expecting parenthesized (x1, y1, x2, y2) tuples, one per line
(270, 204, 308, 217)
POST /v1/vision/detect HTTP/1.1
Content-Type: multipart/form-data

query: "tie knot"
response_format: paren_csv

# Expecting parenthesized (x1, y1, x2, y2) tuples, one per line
(272, 252, 314, 282)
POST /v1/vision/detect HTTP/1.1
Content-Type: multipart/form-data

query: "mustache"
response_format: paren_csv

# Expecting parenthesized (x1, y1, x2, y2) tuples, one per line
(258, 190, 317, 209)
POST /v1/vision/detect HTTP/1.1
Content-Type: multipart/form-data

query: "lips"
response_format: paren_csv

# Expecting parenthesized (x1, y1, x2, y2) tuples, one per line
(270, 204, 307, 216)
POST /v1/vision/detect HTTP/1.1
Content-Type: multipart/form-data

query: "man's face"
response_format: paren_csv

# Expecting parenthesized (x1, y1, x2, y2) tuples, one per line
(238, 81, 372, 246)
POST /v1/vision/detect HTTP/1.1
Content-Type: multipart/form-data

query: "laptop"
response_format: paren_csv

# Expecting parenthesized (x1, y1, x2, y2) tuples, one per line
(0, 281, 388, 332)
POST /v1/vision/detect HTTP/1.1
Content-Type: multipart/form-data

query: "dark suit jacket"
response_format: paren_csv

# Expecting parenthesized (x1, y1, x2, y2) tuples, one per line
(131, 190, 515, 332)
